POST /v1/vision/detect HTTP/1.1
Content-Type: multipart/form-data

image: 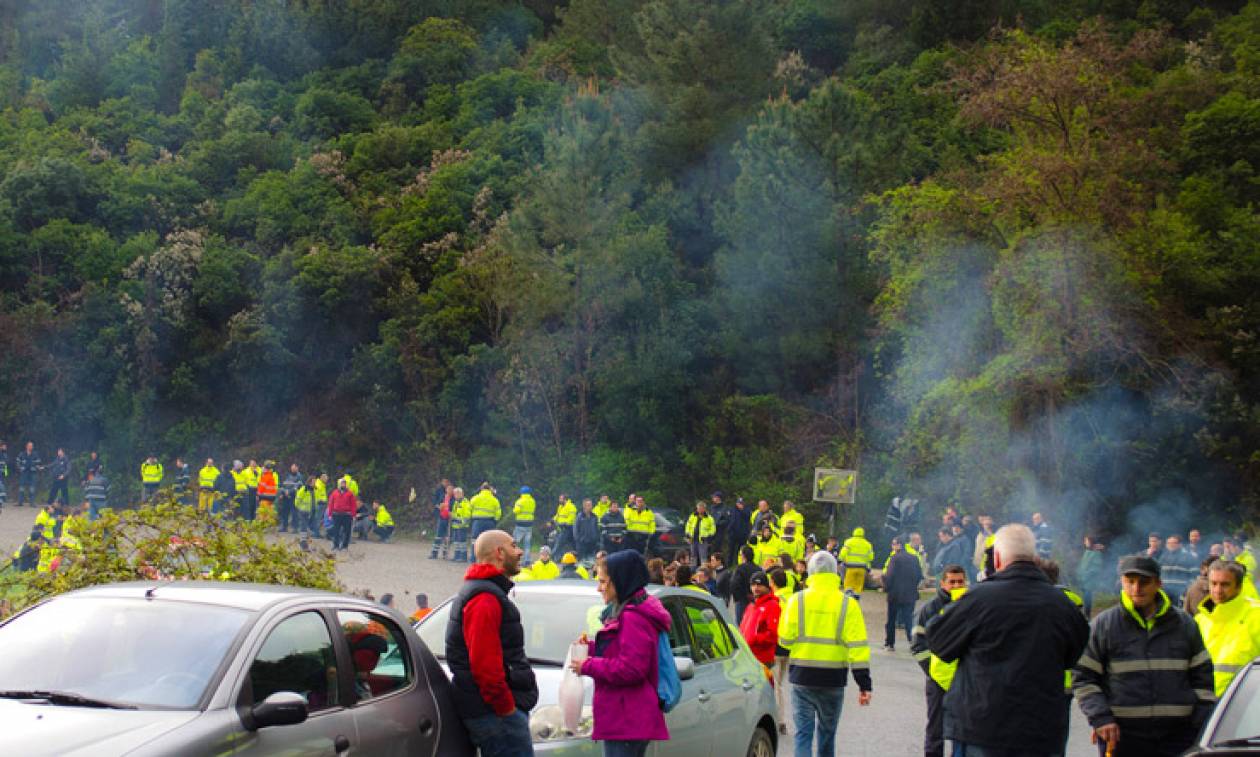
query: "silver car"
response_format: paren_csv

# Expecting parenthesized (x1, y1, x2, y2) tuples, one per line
(415, 580, 779, 757)
(0, 582, 473, 756)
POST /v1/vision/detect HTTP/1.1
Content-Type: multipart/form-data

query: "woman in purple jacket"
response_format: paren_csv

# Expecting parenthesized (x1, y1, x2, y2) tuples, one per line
(568, 549, 672, 757)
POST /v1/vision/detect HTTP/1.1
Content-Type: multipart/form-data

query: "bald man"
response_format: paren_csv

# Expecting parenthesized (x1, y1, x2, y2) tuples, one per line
(446, 530, 538, 756)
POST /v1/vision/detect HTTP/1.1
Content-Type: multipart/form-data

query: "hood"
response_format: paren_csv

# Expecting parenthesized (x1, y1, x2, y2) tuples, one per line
(622, 594, 671, 633)
(605, 550, 649, 601)
(0, 700, 199, 756)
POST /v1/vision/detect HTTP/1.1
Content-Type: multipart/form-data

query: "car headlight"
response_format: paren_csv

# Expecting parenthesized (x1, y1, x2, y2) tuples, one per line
(529, 704, 594, 742)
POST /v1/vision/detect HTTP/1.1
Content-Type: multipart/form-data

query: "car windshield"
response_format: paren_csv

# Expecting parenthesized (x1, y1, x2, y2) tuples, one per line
(417, 588, 605, 666)
(0, 596, 250, 709)
(1213, 666, 1260, 745)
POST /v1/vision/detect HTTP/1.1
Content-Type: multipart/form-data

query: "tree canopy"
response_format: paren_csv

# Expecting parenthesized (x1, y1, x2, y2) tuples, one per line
(1, 0, 1258, 539)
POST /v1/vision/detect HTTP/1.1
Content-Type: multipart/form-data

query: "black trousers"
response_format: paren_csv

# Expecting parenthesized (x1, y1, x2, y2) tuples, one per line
(925, 678, 945, 757)
(1103, 721, 1197, 757)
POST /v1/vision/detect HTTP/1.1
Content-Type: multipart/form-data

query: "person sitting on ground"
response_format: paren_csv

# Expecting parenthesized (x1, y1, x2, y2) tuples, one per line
(372, 501, 395, 542)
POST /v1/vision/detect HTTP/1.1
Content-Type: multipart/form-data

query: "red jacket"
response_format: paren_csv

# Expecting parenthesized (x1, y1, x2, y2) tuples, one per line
(328, 488, 358, 515)
(462, 564, 516, 716)
(738, 590, 781, 666)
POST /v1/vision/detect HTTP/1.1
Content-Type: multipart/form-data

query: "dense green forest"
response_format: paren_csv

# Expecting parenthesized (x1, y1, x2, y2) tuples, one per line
(1, 0, 1258, 538)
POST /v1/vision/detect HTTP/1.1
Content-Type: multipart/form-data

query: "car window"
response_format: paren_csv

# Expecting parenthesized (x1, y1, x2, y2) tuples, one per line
(249, 611, 339, 712)
(681, 597, 734, 663)
(1213, 665, 1260, 744)
(662, 597, 695, 661)
(337, 610, 412, 702)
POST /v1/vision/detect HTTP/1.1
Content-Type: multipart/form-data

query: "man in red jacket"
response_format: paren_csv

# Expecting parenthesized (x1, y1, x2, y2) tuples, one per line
(739, 571, 782, 671)
(446, 529, 538, 756)
(327, 477, 357, 552)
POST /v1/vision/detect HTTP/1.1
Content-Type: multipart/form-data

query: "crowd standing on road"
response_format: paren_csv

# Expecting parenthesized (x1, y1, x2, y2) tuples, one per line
(10, 445, 1260, 755)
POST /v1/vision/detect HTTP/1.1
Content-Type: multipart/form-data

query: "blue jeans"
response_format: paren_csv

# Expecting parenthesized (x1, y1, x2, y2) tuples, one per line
(793, 684, 845, 757)
(514, 524, 533, 564)
(603, 740, 648, 757)
(463, 709, 533, 756)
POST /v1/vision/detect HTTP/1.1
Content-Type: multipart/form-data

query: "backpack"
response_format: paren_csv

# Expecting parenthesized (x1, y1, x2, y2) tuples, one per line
(656, 631, 682, 713)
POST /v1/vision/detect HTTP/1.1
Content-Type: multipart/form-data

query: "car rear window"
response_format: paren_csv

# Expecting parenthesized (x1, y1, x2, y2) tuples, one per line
(0, 596, 249, 709)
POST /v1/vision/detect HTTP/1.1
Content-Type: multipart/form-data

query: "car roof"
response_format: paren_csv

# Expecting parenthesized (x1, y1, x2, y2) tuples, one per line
(57, 581, 347, 612)
(508, 579, 709, 601)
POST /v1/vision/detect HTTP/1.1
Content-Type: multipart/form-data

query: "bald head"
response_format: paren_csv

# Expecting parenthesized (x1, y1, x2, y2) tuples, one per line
(474, 529, 522, 576)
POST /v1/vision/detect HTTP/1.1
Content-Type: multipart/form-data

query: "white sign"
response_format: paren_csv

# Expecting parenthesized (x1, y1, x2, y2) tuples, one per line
(813, 468, 857, 504)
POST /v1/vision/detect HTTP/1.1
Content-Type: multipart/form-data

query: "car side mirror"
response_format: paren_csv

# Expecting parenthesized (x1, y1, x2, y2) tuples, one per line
(251, 691, 308, 729)
(674, 657, 695, 681)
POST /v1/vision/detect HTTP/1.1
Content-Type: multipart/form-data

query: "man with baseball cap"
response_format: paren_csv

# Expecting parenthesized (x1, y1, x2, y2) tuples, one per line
(1073, 555, 1215, 757)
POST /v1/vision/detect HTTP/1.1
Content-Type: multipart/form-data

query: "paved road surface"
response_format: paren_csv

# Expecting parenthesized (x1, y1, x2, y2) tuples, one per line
(0, 510, 1099, 755)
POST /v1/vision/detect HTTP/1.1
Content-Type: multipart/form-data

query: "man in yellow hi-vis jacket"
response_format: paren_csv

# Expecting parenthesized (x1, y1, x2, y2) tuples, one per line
(779, 550, 872, 756)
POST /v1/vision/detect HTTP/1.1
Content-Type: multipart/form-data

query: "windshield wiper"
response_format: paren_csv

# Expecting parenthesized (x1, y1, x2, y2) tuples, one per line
(0, 689, 137, 709)
(1209, 735, 1260, 745)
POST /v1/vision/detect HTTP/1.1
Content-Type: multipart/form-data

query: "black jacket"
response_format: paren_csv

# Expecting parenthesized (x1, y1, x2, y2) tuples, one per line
(911, 588, 952, 675)
(727, 505, 751, 546)
(730, 561, 759, 606)
(927, 561, 1090, 753)
(1073, 591, 1214, 732)
(445, 573, 539, 718)
(16, 450, 40, 475)
(883, 550, 923, 605)
(574, 511, 600, 549)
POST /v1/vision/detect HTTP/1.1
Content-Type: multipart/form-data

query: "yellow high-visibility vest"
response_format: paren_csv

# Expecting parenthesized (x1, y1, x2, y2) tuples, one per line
(625, 506, 656, 534)
(513, 494, 537, 524)
(778, 572, 870, 673)
(554, 499, 577, 526)
(1197, 593, 1260, 696)
(469, 490, 501, 520)
(141, 462, 164, 484)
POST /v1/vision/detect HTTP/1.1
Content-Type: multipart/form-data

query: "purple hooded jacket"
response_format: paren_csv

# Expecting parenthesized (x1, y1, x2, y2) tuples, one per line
(580, 550, 672, 741)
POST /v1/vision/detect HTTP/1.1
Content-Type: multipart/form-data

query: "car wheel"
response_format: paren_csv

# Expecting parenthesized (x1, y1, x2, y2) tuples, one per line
(746, 726, 774, 757)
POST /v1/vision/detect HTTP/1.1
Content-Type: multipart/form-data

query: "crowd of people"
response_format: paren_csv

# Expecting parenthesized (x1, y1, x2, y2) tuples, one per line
(0, 444, 404, 573)
(437, 495, 1260, 757)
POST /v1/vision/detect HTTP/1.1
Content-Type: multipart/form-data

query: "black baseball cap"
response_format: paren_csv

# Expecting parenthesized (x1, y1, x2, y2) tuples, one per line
(1119, 555, 1160, 578)
(750, 571, 770, 588)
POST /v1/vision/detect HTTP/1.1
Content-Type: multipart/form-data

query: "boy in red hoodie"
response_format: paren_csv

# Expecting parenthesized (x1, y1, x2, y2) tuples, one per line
(739, 570, 782, 671)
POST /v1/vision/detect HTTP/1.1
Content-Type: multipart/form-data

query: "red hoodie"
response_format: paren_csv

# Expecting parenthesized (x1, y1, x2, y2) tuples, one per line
(462, 564, 516, 716)
(328, 488, 357, 515)
(738, 590, 781, 666)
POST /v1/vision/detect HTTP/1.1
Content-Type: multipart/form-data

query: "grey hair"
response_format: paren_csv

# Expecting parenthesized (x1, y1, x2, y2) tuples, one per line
(807, 550, 838, 575)
(993, 524, 1037, 565)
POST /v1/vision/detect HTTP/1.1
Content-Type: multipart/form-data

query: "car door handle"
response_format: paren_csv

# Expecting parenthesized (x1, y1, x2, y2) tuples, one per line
(419, 717, 434, 736)
(742, 679, 755, 691)
(334, 734, 350, 753)
(697, 690, 711, 702)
